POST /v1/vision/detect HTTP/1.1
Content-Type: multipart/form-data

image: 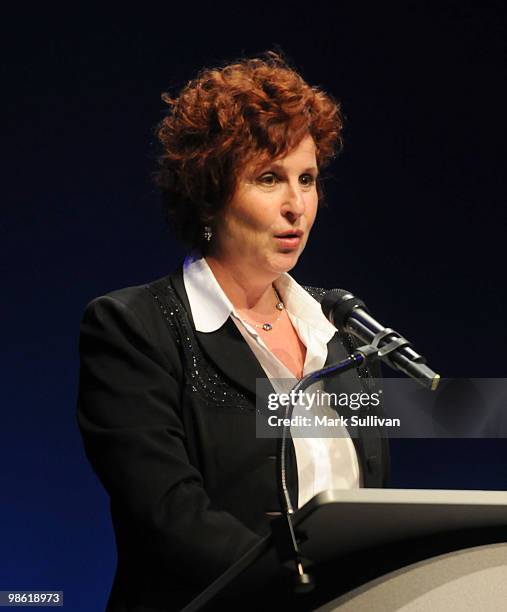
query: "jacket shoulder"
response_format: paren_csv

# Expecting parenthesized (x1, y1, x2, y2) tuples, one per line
(80, 272, 184, 360)
(302, 285, 328, 303)
(82, 272, 179, 320)
(96, 272, 175, 308)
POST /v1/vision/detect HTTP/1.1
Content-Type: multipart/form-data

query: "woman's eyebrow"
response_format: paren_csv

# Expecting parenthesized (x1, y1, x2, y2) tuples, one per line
(262, 162, 319, 174)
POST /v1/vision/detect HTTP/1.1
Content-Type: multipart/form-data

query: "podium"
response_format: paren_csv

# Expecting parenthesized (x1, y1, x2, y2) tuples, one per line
(183, 489, 507, 611)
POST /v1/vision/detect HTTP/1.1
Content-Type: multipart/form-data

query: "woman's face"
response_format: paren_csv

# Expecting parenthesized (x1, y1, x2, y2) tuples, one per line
(210, 134, 319, 281)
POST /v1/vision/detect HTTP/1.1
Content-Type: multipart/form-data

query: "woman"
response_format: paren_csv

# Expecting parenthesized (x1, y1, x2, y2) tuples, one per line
(77, 53, 389, 611)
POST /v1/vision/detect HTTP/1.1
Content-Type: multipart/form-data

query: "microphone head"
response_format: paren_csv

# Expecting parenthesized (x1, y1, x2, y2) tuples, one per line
(321, 289, 367, 328)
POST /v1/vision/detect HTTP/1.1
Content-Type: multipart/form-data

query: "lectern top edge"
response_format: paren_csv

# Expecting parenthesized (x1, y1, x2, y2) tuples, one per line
(296, 488, 507, 521)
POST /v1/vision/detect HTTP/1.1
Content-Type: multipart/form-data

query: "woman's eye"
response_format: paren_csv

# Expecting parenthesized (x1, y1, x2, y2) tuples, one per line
(299, 173, 316, 187)
(257, 173, 278, 186)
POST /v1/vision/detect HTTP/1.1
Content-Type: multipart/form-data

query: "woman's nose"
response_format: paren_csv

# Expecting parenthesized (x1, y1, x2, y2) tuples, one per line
(281, 182, 305, 219)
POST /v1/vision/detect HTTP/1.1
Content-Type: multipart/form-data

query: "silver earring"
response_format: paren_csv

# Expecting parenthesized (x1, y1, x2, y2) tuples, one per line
(203, 226, 212, 242)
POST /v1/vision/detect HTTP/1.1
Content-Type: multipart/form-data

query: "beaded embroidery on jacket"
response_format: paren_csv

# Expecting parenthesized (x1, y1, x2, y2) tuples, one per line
(148, 282, 251, 411)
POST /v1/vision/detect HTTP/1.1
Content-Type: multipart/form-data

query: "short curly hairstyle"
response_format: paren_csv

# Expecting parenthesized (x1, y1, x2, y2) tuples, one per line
(154, 52, 343, 252)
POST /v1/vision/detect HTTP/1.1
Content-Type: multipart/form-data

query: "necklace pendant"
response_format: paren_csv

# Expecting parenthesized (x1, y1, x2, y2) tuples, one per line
(262, 323, 273, 331)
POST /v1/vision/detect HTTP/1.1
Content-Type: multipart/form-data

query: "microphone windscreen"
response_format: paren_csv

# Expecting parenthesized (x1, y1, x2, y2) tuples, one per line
(321, 289, 367, 327)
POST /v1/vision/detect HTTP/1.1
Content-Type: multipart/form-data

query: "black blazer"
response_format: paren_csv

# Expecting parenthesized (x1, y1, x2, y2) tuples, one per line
(77, 269, 389, 611)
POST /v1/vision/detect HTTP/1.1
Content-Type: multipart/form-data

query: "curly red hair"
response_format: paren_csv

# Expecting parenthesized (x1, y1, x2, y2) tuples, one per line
(154, 52, 343, 251)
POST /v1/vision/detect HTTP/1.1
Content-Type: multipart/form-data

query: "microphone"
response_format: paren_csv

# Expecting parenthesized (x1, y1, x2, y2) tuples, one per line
(321, 289, 440, 390)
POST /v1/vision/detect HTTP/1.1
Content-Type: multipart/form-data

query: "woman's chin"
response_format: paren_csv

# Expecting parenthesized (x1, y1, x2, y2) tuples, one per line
(268, 251, 302, 275)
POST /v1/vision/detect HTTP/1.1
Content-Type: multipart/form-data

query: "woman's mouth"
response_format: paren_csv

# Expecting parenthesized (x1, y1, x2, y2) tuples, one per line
(274, 231, 303, 250)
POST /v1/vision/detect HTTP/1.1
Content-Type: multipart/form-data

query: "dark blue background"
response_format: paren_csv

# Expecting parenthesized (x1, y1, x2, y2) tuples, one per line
(2, 3, 506, 610)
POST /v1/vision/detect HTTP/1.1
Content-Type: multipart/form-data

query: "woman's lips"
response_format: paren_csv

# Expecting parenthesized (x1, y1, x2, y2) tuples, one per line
(274, 234, 303, 250)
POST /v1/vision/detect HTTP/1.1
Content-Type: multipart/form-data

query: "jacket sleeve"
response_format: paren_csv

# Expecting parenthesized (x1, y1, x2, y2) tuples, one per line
(76, 294, 261, 588)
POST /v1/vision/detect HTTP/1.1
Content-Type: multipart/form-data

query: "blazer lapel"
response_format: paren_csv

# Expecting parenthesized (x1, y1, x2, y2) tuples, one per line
(170, 270, 274, 402)
(324, 331, 352, 366)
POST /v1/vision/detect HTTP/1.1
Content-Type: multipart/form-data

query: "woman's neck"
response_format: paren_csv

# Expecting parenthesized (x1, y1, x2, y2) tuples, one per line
(205, 255, 278, 314)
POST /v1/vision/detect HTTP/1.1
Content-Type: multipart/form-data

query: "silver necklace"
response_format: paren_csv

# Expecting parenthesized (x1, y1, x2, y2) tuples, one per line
(240, 287, 284, 332)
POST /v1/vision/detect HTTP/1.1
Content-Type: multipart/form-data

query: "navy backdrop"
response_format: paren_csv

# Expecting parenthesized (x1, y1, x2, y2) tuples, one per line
(2, 3, 506, 610)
